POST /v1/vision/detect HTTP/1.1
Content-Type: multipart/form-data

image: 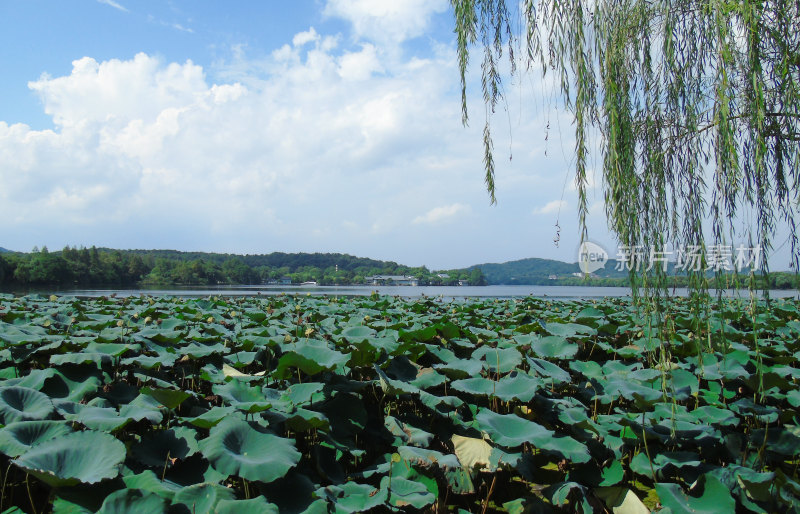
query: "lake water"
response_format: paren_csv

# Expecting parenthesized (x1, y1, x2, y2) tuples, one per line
(9, 284, 798, 300)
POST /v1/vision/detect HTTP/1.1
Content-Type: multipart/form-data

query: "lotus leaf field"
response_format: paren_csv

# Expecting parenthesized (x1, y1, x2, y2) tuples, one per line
(0, 292, 798, 513)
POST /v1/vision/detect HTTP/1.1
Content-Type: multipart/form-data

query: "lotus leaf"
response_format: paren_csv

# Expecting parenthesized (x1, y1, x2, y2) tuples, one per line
(0, 386, 54, 423)
(477, 409, 591, 463)
(140, 387, 192, 409)
(381, 475, 436, 509)
(0, 420, 72, 457)
(317, 481, 387, 513)
(216, 497, 279, 514)
(656, 474, 735, 513)
(96, 489, 166, 514)
(199, 417, 301, 482)
(274, 341, 349, 379)
(14, 431, 126, 486)
(171, 483, 236, 514)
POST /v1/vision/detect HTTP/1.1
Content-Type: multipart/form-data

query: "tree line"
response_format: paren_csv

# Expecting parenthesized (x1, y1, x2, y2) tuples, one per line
(0, 247, 487, 287)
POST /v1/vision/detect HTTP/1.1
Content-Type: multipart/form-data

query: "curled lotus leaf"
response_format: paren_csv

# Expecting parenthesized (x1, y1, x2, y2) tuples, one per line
(0, 420, 72, 457)
(0, 386, 54, 424)
(14, 431, 126, 487)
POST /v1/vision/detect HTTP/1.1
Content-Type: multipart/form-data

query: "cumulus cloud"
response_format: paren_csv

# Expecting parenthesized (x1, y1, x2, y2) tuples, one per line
(1, 18, 603, 267)
(413, 203, 471, 225)
(1, 37, 495, 260)
(292, 27, 320, 47)
(535, 200, 567, 215)
(323, 0, 449, 45)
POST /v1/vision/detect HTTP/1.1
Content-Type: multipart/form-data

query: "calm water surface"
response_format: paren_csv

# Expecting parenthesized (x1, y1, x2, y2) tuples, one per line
(7, 284, 797, 300)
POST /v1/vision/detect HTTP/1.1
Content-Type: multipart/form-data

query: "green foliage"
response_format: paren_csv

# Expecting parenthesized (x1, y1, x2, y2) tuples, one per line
(453, 0, 800, 293)
(0, 246, 488, 287)
(0, 292, 797, 511)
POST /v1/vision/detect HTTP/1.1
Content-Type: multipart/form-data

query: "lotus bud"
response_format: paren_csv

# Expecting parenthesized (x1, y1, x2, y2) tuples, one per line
(116, 320, 124, 328)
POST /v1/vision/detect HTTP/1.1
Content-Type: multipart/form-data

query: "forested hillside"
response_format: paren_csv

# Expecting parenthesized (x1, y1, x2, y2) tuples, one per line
(0, 246, 486, 287)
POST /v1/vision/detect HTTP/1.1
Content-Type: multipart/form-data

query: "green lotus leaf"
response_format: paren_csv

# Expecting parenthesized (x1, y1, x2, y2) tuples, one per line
(84, 341, 138, 357)
(50, 352, 113, 368)
(4, 368, 55, 390)
(171, 482, 236, 514)
(132, 428, 196, 467)
(119, 393, 165, 424)
(381, 475, 436, 509)
(318, 482, 387, 513)
(75, 406, 131, 432)
(476, 409, 590, 463)
(433, 358, 483, 379)
(283, 382, 325, 406)
(51, 496, 94, 514)
(473, 346, 523, 373)
(340, 325, 376, 342)
(96, 489, 166, 514)
(199, 417, 301, 482)
(14, 431, 126, 487)
(121, 353, 178, 369)
(216, 497, 280, 514)
(656, 474, 735, 513)
(546, 481, 593, 513)
(526, 357, 571, 384)
(385, 415, 433, 447)
(397, 445, 461, 470)
(141, 387, 192, 409)
(0, 386, 54, 424)
(285, 408, 330, 432)
(274, 341, 349, 379)
(630, 451, 702, 478)
(122, 470, 184, 501)
(0, 420, 72, 457)
(184, 406, 240, 428)
(179, 342, 228, 359)
(544, 322, 596, 338)
(212, 381, 272, 413)
(42, 367, 102, 402)
(531, 335, 579, 360)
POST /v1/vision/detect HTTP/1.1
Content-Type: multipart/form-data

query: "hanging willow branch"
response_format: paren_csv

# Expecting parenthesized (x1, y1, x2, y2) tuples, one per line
(452, 0, 800, 295)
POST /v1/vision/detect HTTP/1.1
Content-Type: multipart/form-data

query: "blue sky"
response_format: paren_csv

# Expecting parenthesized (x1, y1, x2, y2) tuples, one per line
(5, 0, 775, 271)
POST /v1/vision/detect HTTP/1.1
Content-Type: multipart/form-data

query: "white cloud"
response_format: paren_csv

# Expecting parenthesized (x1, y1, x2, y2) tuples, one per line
(338, 44, 383, 80)
(535, 200, 567, 215)
(323, 0, 449, 45)
(293, 28, 320, 47)
(413, 203, 471, 225)
(0, 15, 619, 268)
(97, 0, 128, 13)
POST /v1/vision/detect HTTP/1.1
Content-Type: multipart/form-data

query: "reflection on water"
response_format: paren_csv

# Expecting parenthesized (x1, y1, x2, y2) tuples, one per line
(3, 284, 797, 300)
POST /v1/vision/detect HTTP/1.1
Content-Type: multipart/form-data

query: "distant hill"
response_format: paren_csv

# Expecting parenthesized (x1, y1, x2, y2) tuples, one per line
(0, 247, 14, 254)
(120, 249, 402, 273)
(476, 256, 632, 285)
